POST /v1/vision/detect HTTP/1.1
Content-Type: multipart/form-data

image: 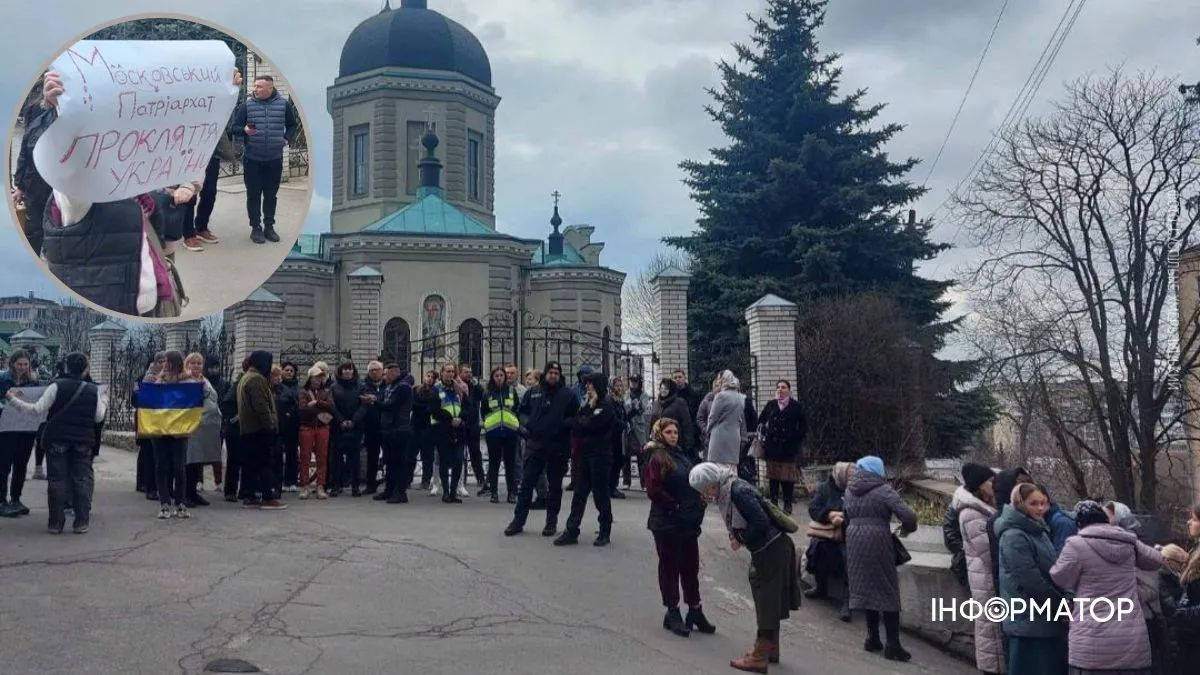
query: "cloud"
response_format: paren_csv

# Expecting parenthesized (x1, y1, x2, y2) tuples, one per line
(0, 0, 1196, 337)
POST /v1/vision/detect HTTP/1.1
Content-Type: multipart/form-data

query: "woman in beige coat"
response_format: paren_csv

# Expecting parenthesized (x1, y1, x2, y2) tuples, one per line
(952, 467, 1004, 674)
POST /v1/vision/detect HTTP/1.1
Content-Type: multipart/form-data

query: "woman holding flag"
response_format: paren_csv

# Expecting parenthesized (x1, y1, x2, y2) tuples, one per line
(145, 351, 204, 520)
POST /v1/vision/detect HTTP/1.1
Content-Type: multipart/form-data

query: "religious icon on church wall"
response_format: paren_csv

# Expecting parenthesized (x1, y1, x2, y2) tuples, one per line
(421, 294, 447, 358)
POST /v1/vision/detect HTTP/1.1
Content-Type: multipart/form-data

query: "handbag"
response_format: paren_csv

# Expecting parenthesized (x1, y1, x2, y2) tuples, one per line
(141, 215, 187, 318)
(806, 520, 843, 543)
(749, 430, 765, 459)
(893, 533, 912, 566)
(761, 494, 799, 533)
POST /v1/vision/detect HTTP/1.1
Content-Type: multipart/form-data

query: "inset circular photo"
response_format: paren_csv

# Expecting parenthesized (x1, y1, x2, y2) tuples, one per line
(6, 14, 313, 321)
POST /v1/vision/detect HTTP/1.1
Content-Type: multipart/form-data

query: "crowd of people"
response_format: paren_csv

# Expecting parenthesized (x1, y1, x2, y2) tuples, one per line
(10, 67, 298, 317)
(17, 349, 1200, 674)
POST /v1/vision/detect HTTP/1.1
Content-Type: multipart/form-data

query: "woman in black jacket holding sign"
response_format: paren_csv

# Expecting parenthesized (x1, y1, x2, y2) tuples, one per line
(0, 351, 43, 518)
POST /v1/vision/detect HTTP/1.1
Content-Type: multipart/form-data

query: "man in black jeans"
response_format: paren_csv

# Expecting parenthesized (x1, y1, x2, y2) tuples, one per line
(378, 365, 414, 503)
(231, 75, 299, 244)
(458, 364, 487, 494)
(504, 362, 579, 538)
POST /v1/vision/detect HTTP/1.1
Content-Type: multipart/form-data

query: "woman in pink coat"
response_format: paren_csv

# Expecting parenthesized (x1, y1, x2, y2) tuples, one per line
(1049, 500, 1164, 674)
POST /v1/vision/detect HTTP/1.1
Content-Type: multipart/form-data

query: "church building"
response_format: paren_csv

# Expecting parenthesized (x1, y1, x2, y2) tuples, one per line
(262, 0, 628, 378)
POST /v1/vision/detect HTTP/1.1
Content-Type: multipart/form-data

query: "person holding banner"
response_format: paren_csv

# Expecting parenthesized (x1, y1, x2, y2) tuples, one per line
(232, 75, 300, 245)
(5, 352, 105, 534)
(0, 351, 45, 518)
(33, 53, 242, 316)
(147, 351, 201, 520)
(12, 99, 55, 257)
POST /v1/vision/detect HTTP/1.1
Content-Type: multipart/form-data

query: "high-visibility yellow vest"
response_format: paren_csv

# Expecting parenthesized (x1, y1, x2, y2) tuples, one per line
(430, 386, 461, 426)
(483, 390, 520, 433)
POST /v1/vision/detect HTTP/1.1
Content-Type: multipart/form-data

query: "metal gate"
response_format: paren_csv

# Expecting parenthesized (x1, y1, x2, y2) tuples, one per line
(278, 336, 351, 373)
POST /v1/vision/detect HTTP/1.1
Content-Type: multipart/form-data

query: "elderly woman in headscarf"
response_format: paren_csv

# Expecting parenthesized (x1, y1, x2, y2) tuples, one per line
(805, 461, 853, 621)
(705, 370, 746, 469)
(1051, 500, 1163, 675)
(1107, 500, 1171, 673)
(843, 455, 918, 663)
(689, 461, 800, 672)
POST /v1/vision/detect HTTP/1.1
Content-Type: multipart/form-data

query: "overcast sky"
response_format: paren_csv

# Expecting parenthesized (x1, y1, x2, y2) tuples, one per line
(1, 0, 1197, 333)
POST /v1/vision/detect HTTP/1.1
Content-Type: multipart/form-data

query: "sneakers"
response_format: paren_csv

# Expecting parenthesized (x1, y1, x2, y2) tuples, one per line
(196, 229, 220, 244)
(12, 499, 30, 516)
(73, 524, 89, 534)
(157, 506, 172, 519)
(242, 498, 262, 509)
(456, 484, 469, 498)
(264, 226, 281, 243)
(553, 529, 580, 546)
(182, 237, 205, 252)
(260, 499, 288, 510)
(175, 506, 191, 519)
(430, 482, 442, 497)
(298, 487, 310, 500)
(316, 487, 329, 500)
(283, 485, 299, 493)
(541, 524, 557, 537)
(33, 466, 46, 480)
(250, 226, 266, 244)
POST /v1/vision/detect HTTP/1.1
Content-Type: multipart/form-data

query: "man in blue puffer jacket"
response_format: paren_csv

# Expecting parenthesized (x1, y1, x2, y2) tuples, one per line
(232, 75, 299, 244)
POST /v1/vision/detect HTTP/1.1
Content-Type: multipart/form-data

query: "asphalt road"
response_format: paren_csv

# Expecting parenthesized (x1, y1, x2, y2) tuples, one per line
(0, 449, 972, 675)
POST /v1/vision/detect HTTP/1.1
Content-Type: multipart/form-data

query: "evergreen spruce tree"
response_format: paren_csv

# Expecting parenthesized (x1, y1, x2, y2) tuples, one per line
(669, 0, 994, 456)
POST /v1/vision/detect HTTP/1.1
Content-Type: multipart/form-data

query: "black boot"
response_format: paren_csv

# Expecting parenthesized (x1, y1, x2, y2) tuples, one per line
(541, 523, 557, 537)
(593, 528, 610, 547)
(263, 225, 280, 243)
(662, 607, 690, 637)
(250, 226, 266, 244)
(504, 522, 523, 536)
(884, 644, 911, 662)
(386, 491, 408, 504)
(804, 578, 827, 599)
(553, 529, 579, 546)
(685, 606, 716, 634)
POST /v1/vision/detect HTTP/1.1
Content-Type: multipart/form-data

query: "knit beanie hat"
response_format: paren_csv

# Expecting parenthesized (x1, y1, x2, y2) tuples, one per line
(961, 463, 996, 493)
(1074, 500, 1109, 529)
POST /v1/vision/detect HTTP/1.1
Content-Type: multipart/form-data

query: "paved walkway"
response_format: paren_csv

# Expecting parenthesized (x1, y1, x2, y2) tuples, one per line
(0, 448, 970, 675)
(171, 173, 310, 320)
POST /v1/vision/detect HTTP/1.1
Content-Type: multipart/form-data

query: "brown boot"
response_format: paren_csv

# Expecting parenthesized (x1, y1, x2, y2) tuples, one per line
(730, 639, 770, 673)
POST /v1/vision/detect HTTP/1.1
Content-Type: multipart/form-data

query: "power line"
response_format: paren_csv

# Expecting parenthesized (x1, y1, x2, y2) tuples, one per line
(928, 0, 1086, 224)
(922, 0, 1010, 188)
(925, 0, 1086, 282)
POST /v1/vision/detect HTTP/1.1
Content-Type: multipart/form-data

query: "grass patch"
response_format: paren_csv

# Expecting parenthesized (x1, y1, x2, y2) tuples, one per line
(904, 493, 945, 527)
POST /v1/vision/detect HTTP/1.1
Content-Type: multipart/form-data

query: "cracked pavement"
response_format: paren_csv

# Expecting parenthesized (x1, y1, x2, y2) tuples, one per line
(0, 449, 971, 674)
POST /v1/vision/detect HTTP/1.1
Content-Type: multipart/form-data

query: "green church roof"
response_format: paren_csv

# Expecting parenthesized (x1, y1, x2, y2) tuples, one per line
(363, 188, 498, 236)
(287, 234, 325, 261)
(531, 240, 587, 267)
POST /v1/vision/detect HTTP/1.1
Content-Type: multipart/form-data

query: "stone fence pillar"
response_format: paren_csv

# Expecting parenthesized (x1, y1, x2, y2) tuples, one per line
(745, 294, 799, 397)
(347, 266, 383, 364)
(231, 288, 285, 366)
(87, 320, 127, 385)
(9, 329, 47, 355)
(163, 319, 203, 354)
(651, 266, 691, 383)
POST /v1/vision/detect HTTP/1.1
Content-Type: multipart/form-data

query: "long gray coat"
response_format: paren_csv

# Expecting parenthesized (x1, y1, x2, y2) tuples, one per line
(706, 387, 745, 465)
(952, 485, 1005, 674)
(187, 379, 222, 465)
(843, 471, 917, 612)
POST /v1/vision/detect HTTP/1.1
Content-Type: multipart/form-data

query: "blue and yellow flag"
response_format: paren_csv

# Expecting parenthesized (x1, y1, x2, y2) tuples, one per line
(136, 382, 204, 438)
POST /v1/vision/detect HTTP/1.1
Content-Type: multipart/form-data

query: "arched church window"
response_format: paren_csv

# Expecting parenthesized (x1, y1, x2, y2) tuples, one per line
(421, 295, 447, 359)
(382, 317, 411, 370)
(458, 319, 484, 378)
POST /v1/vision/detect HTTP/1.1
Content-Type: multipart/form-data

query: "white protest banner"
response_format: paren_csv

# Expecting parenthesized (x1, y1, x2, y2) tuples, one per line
(33, 40, 238, 202)
(0, 386, 48, 433)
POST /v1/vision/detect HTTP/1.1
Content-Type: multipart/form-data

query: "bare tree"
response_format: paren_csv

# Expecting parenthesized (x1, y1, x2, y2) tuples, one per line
(32, 297, 105, 354)
(621, 250, 691, 343)
(958, 70, 1200, 508)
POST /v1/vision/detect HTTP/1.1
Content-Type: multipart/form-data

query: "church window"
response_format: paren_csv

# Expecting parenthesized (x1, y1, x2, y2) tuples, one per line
(421, 294, 447, 358)
(458, 319, 483, 377)
(350, 124, 369, 197)
(382, 317, 411, 370)
(406, 121, 427, 194)
(467, 131, 483, 202)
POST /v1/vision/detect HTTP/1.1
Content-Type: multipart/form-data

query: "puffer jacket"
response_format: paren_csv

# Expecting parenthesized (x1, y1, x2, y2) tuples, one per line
(951, 486, 1004, 674)
(1049, 524, 1163, 670)
(995, 504, 1068, 639)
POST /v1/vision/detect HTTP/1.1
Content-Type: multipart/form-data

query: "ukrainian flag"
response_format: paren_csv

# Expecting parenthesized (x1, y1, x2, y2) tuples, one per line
(136, 382, 204, 438)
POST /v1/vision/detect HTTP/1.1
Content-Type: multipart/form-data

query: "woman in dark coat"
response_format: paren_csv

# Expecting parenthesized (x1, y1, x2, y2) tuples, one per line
(690, 462, 800, 672)
(844, 455, 918, 662)
(1164, 504, 1200, 669)
(650, 378, 696, 458)
(806, 461, 853, 622)
(756, 379, 806, 514)
(644, 417, 713, 638)
(996, 483, 1068, 674)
